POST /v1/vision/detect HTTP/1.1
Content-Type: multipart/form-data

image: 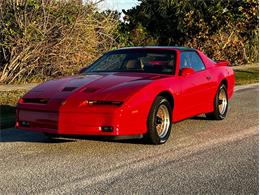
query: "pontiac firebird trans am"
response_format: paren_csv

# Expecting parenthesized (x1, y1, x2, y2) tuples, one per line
(16, 47, 235, 144)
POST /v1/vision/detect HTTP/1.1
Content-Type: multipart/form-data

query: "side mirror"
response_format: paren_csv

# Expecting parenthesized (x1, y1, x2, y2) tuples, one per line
(79, 67, 87, 74)
(180, 67, 195, 76)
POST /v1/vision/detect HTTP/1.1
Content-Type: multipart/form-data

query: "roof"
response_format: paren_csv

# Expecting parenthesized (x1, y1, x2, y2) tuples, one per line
(116, 46, 196, 51)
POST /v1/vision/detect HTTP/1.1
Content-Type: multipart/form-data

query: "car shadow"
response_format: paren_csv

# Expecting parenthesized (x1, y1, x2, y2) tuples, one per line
(0, 128, 146, 144)
(69, 135, 146, 145)
(190, 115, 208, 120)
(0, 105, 16, 129)
(0, 128, 75, 143)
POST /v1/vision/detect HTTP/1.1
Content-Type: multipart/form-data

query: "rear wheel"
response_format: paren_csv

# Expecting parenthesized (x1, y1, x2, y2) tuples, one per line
(145, 96, 172, 144)
(206, 84, 228, 120)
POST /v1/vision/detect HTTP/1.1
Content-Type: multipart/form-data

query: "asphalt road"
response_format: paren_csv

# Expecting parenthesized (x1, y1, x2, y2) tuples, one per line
(0, 84, 258, 194)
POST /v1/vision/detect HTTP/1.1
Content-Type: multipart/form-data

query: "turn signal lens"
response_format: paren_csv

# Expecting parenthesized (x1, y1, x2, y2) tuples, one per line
(79, 100, 89, 107)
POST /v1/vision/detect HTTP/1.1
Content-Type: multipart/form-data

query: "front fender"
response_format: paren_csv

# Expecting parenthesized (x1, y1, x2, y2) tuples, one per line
(117, 79, 178, 135)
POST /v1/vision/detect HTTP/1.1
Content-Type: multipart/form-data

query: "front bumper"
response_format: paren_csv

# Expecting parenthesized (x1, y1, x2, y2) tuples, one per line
(16, 104, 148, 136)
(16, 108, 121, 136)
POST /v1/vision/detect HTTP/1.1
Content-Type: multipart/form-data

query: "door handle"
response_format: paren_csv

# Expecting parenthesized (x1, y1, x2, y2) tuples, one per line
(206, 76, 211, 80)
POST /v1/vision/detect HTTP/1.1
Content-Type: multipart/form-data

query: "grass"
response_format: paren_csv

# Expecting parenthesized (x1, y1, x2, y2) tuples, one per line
(234, 67, 259, 85)
(0, 65, 258, 129)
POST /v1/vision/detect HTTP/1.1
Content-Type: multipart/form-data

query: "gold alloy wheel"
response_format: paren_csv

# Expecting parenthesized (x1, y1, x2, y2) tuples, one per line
(218, 88, 227, 115)
(155, 104, 170, 138)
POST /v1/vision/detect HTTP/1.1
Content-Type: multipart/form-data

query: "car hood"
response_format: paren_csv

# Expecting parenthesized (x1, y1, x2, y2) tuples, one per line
(25, 72, 168, 102)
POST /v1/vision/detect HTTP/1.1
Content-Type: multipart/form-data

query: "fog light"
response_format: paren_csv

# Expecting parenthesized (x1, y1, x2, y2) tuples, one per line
(101, 126, 113, 132)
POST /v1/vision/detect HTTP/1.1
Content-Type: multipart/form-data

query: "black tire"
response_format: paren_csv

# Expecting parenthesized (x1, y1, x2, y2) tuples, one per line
(206, 84, 228, 120)
(145, 96, 172, 144)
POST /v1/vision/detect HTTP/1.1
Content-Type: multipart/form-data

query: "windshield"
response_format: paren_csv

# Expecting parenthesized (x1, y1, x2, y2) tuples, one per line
(84, 49, 176, 75)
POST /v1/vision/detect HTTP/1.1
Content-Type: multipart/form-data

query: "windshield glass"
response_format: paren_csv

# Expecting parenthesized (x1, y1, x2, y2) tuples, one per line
(84, 49, 176, 75)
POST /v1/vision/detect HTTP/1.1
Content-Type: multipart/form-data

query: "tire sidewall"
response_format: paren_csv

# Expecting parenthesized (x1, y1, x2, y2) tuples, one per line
(147, 96, 172, 144)
(215, 84, 228, 119)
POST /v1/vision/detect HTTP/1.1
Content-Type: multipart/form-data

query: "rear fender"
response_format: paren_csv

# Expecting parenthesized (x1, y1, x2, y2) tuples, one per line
(216, 68, 235, 99)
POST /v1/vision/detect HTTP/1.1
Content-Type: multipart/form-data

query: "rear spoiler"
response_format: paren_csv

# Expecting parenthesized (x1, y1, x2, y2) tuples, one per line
(216, 60, 231, 66)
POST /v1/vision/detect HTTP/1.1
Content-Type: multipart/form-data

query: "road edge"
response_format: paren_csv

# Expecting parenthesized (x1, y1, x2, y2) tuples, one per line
(235, 83, 259, 91)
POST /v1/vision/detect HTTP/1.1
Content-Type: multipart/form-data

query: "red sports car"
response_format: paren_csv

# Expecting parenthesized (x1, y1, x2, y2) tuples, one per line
(16, 47, 235, 144)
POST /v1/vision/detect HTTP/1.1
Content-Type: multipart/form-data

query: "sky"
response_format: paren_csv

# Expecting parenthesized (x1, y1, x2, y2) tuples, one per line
(98, 0, 139, 12)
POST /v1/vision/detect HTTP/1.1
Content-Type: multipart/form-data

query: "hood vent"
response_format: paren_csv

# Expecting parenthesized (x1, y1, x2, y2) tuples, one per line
(62, 87, 77, 92)
(83, 88, 99, 93)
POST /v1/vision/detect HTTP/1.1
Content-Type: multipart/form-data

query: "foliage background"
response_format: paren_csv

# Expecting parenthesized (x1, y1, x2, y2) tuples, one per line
(0, 0, 258, 84)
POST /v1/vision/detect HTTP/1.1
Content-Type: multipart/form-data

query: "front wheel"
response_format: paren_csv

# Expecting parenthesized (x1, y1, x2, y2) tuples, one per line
(206, 84, 228, 120)
(145, 96, 172, 144)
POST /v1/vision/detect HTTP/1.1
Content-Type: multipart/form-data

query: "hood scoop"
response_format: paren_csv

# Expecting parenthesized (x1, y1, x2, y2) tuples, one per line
(62, 87, 77, 92)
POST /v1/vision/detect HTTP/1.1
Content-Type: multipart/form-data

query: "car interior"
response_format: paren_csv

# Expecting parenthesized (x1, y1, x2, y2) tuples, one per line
(124, 55, 175, 74)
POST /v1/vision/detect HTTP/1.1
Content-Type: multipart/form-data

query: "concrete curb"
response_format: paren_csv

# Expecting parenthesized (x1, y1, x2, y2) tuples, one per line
(233, 63, 258, 70)
(0, 83, 39, 92)
(234, 83, 259, 91)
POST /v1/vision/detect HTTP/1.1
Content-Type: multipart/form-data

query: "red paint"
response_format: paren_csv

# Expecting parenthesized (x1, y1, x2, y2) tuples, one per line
(16, 47, 235, 136)
(179, 67, 195, 76)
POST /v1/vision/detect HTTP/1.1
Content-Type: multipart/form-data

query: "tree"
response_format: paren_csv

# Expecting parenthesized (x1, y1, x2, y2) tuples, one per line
(122, 0, 258, 64)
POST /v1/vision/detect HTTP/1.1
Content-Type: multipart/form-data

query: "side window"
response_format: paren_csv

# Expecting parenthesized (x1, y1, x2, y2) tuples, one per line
(180, 51, 205, 72)
(180, 52, 191, 70)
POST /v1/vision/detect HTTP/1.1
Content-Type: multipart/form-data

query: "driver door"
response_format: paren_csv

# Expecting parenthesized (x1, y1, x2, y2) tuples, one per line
(178, 51, 214, 119)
